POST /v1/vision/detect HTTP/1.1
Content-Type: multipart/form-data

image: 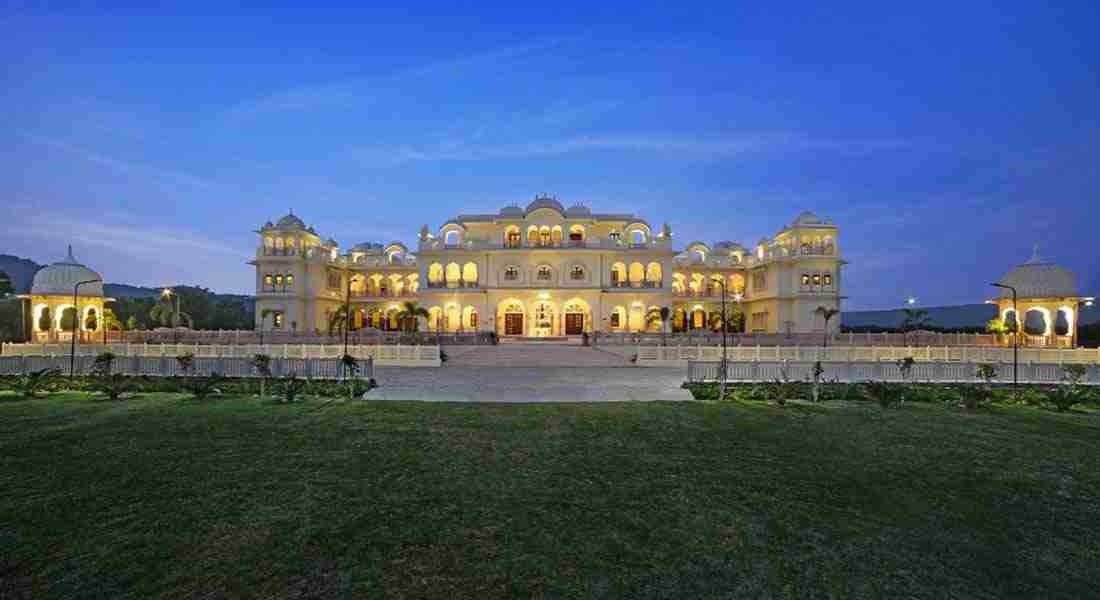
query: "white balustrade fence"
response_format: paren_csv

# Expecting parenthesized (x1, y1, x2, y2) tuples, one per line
(0, 355, 372, 380)
(0, 343, 441, 367)
(686, 360, 1100, 385)
(636, 345, 1100, 367)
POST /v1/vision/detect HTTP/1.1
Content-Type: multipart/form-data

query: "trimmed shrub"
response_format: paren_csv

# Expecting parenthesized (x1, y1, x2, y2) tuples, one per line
(861, 381, 904, 408)
(181, 373, 223, 400)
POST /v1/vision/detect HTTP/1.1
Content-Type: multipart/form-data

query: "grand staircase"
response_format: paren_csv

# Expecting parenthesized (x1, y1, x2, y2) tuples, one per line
(445, 343, 632, 368)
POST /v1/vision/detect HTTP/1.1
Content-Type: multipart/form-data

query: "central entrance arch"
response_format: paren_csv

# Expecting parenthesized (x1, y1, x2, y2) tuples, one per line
(532, 301, 555, 337)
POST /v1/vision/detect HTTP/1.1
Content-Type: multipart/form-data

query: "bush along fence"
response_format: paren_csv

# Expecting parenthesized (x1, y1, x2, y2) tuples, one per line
(595, 331, 1071, 348)
(0, 343, 440, 367)
(640, 345, 1100, 367)
(686, 360, 1100, 385)
(0, 354, 373, 381)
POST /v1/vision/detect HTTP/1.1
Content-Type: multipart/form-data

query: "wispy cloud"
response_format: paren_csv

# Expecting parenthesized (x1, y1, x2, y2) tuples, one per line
(354, 134, 910, 165)
(20, 133, 221, 191)
(4, 207, 245, 259)
(224, 37, 572, 122)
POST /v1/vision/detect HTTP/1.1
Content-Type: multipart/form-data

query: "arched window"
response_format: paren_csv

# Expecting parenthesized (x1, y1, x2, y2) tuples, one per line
(445, 263, 461, 286)
(428, 263, 444, 286)
(1024, 309, 1048, 336)
(630, 230, 646, 245)
(645, 262, 662, 286)
(527, 226, 539, 246)
(570, 265, 585, 281)
(628, 262, 645, 286)
(610, 262, 627, 286)
(1055, 309, 1071, 336)
(285, 273, 295, 288)
(462, 262, 478, 287)
(444, 230, 461, 246)
(504, 226, 521, 248)
(537, 265, 553, 281)
(568, 225, 585, 245)
(551, 225, 563, 244)
(463, 306, 479, 329)
(504, 266, 519, 281)
(428, 307, 443, 330)
(539, 226, 551, 247)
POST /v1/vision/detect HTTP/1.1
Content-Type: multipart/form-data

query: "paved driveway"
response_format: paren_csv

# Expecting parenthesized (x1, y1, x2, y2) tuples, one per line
(369, 366, 693, 402)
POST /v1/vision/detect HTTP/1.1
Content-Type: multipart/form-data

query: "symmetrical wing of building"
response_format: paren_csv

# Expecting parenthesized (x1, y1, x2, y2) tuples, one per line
(251, 197, 846, 337)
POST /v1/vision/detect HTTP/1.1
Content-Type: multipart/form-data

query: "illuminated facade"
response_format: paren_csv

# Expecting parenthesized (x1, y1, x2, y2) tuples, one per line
(251, 198, 845, 337)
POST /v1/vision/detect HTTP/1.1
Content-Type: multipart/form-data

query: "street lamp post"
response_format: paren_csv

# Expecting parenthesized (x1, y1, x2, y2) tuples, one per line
(990, 283, 1018, 400)
(162, 288, 182, 344)
(342, 276, 359, 379)
(70, 278, 102, 377)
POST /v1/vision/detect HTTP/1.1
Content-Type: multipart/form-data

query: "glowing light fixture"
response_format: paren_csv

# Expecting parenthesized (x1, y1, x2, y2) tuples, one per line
(906, 297, 917, 306)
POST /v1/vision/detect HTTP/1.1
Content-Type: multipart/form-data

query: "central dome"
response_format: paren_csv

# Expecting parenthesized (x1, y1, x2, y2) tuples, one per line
(30, 247, 104, 297)
(275, 210, 306, 229)
(997, 247, 1078, 299)
(526, 195, 564, 214)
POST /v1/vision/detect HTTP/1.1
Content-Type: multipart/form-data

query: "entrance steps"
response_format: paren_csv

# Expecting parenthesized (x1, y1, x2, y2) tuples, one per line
(445, 343, 632, 368)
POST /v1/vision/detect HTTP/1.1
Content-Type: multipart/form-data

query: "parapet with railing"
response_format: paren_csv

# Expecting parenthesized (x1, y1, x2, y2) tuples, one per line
(0, 342, 441, 367)
(0, 354, 375, 380)
(685, 359, 1100, 385)
(639, 344, 1100, 367)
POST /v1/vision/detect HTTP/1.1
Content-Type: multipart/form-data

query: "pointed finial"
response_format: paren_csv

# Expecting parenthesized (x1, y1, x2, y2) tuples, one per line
(66, 245, 75, 262)
(1027, 243, 1042, 264)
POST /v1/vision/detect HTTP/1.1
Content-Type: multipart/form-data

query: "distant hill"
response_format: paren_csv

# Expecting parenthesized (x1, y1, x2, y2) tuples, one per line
(0, 254, 251, 304)
(0, 254, 43, 294)
(844, 302, 1100, 330)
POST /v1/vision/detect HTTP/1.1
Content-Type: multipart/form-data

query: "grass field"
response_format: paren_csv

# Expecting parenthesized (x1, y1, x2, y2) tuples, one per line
(2, 392, 1099, 599)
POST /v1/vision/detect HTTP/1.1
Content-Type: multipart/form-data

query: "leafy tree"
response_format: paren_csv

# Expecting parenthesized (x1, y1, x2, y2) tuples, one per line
(646, 306, 671, 344)
(84, 311, 98, 332)
(397, 301, 429, 333)
(815, 306, 840, 347)
(0, 270, 13, 297)
(252, 354, 272, 399)
(125, 315, 140, 331)
(103, 308, 123, 332)
(150, 298, 193, 328)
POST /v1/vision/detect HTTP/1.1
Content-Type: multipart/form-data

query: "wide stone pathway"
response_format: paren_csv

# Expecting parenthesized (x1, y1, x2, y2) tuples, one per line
(369, 366, 692, 402)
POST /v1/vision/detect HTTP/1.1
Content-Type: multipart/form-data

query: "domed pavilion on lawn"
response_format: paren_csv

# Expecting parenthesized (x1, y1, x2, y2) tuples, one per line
(990, 245, 1094, 347)
(17, 246, 114, 342)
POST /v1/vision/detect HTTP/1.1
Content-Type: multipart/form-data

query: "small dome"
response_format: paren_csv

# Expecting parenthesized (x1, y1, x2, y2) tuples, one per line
(565, 203, 591, 217)
(998, 246, 1079, 299)
(276, 210, 306, 229)
(31, 247, 104, 297)
(526, 195, 564, 214)
(325, 238, 339, 247)
(499, 205, 524, 217)
(792, 211, 822, 225)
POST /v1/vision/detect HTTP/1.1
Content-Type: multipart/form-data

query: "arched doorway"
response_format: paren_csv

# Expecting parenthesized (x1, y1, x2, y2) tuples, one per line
(563, 299, 588, 335)
(532, 301, 555, 337)
(691, 308, 706, 329)
(500, 301, 525, 336)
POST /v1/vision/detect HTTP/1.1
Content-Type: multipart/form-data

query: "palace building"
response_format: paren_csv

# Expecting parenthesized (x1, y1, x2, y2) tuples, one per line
(250, 197, 845, 337)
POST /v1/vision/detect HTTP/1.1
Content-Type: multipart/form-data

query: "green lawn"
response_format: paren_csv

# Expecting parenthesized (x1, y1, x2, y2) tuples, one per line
(2, 392, 1099, 599)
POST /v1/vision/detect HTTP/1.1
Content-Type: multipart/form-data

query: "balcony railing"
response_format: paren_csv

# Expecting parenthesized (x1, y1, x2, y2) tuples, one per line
(609, 280, 663, 289)
(349, 290, 416, 299)
(419, 238, 673, 251)
(425, 281, 480, 289)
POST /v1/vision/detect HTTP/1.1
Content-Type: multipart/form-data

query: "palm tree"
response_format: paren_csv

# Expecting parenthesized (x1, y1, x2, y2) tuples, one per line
(149, 301, 192, 329)
(815, 306, 840, 347)
(327, 306, 349, 337)
(397, 301, 429, 334)
(646, 306, 671, 345)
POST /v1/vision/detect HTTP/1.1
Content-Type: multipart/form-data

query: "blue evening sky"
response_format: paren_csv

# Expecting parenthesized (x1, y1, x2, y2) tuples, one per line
(2, 1, 1097, 308)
